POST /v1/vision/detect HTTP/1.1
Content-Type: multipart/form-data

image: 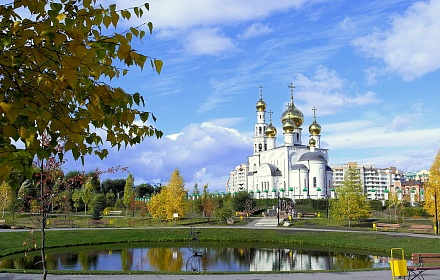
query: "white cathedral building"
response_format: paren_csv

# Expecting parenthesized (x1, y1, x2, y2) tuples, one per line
(227, 84, 333, 200)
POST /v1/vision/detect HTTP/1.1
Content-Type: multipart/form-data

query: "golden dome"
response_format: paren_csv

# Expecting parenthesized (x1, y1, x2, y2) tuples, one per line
(281, 103, 304, 127)
(309, 137, 316, 147)
(256, 98, 266, 112)
(282, 117, 295, 133)
(265, 123, 277, 138)
(309, 119, 321, 135)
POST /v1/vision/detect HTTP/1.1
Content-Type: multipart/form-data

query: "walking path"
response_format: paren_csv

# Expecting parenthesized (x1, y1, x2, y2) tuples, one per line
(2, 270, 440, 280)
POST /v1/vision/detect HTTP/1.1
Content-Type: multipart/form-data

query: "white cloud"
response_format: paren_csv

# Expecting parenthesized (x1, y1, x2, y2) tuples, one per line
(184, 28, 235, 55)
(112, 0, 306, 30)
(352, 0, 440, 80)
(64, 122, 251, 191)
(239, 22, 273, 39)
(388, 101, 423, 131)
(293, 66, 381, 116)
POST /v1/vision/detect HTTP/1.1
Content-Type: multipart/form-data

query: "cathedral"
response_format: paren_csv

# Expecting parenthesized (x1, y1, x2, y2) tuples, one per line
(227, 84, 333, 200)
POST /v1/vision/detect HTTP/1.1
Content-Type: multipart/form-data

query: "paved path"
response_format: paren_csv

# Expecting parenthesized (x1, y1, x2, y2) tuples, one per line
(2, 270, 440, 280)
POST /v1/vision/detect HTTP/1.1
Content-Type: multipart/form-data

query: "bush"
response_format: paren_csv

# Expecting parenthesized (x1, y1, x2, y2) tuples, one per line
(370, 200, 384, 211)
(403, 207, 429, 218)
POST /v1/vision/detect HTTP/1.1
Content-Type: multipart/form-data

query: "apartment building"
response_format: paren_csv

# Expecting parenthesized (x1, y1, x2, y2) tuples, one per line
(331, 162, 402, 200)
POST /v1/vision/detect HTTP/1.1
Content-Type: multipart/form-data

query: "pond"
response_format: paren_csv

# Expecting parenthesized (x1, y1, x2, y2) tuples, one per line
(0, 242, 391, 272)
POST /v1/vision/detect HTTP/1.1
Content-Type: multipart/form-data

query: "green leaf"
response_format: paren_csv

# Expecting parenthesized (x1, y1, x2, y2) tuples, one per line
(148, 22, 153, 34)
(139, 30, 145, 40)
(133, 92, 141, 105)
(140, 112, 149, 122)
(130, 27, 139, 37)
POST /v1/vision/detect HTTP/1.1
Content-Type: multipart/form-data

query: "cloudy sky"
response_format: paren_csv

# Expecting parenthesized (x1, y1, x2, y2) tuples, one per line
(60, 0, 440, 191)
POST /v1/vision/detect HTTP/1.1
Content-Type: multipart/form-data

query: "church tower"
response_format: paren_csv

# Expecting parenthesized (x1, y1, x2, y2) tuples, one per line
(265, 110, 277, 150)
(309, 106, 322, 149)
(253, 86, 268, 154)
(281, 83, 304, 146)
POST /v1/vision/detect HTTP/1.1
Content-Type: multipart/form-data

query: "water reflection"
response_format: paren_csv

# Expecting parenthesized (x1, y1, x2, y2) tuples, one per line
(0, 243, 390, 272)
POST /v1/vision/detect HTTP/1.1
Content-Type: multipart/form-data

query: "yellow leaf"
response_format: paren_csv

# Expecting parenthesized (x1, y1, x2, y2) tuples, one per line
(19, 127, 29, 139)
(56, 14, 66, 21)
(103, 16, 111, 28)
(0, 164, 12, 182)
(154, 59, 163, 74)
(0, 102, 11, 114)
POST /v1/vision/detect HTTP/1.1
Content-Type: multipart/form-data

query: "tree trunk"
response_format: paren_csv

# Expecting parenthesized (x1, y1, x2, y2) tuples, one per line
(40, 160, 48, 280)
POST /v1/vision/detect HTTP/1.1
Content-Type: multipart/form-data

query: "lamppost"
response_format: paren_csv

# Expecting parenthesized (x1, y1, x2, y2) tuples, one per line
(435, 188, 439, 235)
(277, 191, 280, 225)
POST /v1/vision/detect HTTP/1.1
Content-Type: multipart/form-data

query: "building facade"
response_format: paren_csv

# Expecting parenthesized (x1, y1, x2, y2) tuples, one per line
(227, 85, 333, 200)
(331, 162, 402, 200)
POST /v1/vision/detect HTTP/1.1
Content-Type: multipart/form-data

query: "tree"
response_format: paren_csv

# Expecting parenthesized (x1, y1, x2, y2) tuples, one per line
(81, 179, 94, 215)
(423, 150, 440, 233)
(72, 189, 83, 212)
(387, 192, 403, 221)
(201, 184, 216, 221)
(0, 0, 163, 185)
(331, 168, 370, 226)
(192, 183, 200, 196)
(148, 169, 186, 220)
(101, 178, 126, 198)
(0, 181, 13, 217)
(232, 191, 255, 212)
(123, 173, 135, 215)
(91, 193, 106, 220)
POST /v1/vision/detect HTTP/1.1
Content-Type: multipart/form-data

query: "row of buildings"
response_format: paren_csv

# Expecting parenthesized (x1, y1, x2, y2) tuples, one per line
(226, 85, 429, 202)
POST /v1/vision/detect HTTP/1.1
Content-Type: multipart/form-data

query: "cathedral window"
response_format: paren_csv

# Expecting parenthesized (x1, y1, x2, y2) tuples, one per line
(313, 177, 317, 188)
(259, 143, 262, 152)
(264, 144, 267, 150)
(259, 127, 262, 134)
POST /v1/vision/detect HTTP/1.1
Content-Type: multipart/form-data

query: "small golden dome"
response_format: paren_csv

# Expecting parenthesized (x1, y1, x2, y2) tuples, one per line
(309, 119, 321, 135)
(309, 137, 316, 147)
(265, 123, 277, 138)
(256, 98, 266, 112)
(283, 117, 295, 133)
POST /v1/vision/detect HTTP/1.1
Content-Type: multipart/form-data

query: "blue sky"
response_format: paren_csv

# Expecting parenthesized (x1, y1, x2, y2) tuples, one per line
(59, 0, 439, 191)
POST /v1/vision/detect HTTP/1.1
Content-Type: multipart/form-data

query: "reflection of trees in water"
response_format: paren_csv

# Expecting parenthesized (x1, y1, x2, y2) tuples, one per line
(0, 245, 380, 272)
(120, 249, 133, 271)
(332, 252, 373, 270)
(57, 253, 78, 267)
(147, 247, 183, 272)
(78, 251, 99, 270)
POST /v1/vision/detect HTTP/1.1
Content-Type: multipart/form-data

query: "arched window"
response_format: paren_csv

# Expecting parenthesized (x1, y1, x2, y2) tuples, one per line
(313, 177, 317, 188)
(259, 127, 262, 134)
(259, 143, 262, 152)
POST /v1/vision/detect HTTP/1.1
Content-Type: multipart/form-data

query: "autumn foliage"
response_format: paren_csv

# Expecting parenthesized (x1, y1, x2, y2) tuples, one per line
(0, 0, 163, 182)
(148, 169, 186, 220)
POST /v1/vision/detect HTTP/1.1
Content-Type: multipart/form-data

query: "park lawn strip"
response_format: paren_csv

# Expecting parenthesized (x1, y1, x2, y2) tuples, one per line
(0, 228, 438, 258)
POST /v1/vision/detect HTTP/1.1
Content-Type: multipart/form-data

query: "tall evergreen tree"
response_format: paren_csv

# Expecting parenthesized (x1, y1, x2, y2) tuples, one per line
(331, 167, 370, 226)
